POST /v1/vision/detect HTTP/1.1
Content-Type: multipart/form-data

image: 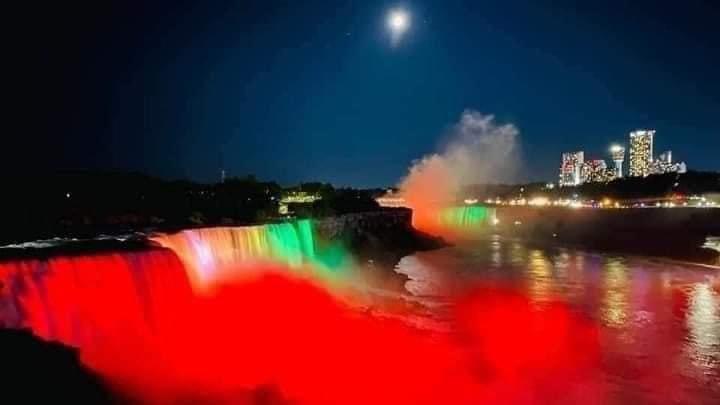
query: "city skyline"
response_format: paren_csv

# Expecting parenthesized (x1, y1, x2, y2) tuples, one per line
(559, 128, 688, 187)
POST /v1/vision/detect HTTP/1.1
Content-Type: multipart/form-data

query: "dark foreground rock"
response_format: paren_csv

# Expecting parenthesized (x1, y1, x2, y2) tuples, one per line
(0, 329, 119, 403)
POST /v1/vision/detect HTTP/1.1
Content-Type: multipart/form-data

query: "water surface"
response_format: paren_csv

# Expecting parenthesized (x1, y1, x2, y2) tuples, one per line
(396, 236, 720, 404)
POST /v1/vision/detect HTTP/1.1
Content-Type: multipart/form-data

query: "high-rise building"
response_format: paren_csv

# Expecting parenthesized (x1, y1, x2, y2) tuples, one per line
(628, 130, 654, 177)
(650, 150, 687, 175)
(559, 151, 584, 187)
(581, 159, 608, 183)
(610, 145, 625, 178)
(650, 150, 671, 174)
(600, 167, 617, 182)
(658, 150, 672, 164)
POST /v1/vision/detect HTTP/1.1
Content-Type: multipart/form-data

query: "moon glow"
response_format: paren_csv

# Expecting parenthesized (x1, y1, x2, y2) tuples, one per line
(387, 9, 410, 45)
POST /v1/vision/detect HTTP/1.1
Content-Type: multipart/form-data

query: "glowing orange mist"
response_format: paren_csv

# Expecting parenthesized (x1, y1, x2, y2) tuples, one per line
(398, 154, 458, 235)
(396, 110, 520, 238)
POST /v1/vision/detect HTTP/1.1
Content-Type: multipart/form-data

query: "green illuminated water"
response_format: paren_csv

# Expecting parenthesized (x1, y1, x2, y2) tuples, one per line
(439, 206, 492, 228)
(266, 219, 349, 273)
(268, 222, 307, 267)
(152, 219, 352, 283)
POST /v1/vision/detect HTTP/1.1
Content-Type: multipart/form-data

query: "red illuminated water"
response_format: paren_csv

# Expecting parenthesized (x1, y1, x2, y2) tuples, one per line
(1, 233, 718, 403)
(396, 237, 720, 404)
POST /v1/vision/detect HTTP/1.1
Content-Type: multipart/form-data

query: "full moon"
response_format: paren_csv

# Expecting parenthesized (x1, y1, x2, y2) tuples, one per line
(387, 9, 410, 36)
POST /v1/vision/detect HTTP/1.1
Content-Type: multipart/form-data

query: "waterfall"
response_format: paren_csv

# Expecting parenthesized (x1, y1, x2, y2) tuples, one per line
(0, 219, 341, 360)
(0, 221, 358, 403)
(439, 206, 495, 228)
(0, 220, 328, 340)
(0, 250, 194, 350)
(150, 220, 320, 287)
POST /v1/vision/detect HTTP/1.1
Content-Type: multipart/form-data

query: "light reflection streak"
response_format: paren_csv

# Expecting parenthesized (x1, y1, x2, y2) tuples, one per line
(553, 251, 571, 279)
(685, 283, 720, 373)
(490, 234, 502, 267)
(509, 242, 526, 265)
(528, 249, 552, 302)
(602, 258, 629, 328)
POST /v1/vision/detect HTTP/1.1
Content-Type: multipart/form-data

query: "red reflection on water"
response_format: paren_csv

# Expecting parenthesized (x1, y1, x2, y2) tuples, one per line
(455, 287, 602, 404)
(1, 254, 601, 404)
(456, 288, 599, 375)
(82, 270, 479, 404)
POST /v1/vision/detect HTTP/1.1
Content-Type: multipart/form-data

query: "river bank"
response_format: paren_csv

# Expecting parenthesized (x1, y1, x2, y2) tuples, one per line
(492, 206, 720, 265)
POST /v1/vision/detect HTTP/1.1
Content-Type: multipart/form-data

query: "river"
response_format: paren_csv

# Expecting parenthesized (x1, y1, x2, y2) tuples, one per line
(395, 236, 720, 404)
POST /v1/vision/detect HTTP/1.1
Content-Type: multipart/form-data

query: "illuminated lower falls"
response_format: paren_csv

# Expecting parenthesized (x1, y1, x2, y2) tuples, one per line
(439, 206, 494, 228)
(413, 205, 497, 237)
(151, 219, 350, 288)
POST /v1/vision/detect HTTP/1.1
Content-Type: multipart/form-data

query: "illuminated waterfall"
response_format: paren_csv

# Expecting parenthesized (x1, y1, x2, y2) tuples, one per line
(0, 251, 194, 349)
(438, 206, 496, 230)
(0, 220, 337, 343)
(151, 220, 330, 287)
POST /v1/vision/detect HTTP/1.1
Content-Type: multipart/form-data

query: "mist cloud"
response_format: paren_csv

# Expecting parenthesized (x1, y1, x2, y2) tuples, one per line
(398, 110, 521, 210)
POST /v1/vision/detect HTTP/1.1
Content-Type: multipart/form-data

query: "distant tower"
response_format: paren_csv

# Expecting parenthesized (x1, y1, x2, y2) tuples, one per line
(610, 144, 625, 178)
(629, 130, 654, 177)
(218, 151, 226, 183)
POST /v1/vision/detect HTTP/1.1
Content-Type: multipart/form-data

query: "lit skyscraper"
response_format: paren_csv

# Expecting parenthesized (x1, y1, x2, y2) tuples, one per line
(559, 151, 584, 187)
(628, 130, 654, 177)
(610, 144, 625, 178)
(581, 159, 608, 183)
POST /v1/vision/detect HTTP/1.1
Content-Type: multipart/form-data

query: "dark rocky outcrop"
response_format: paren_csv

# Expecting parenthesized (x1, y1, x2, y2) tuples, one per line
(315, 208, 445, 253)
(0, 329, 119, 403)
(315, 208, 447, 290)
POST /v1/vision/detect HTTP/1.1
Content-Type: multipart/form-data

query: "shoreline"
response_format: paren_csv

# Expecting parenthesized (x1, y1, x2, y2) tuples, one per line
(493, 206, 720, 266)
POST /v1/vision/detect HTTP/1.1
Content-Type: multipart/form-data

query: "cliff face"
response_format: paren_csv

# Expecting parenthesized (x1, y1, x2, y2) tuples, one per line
(496, 207, 720, 264)
(314, 208, 443, 252)
(314, 208, 445, 290)
(314, 208, 413, 239)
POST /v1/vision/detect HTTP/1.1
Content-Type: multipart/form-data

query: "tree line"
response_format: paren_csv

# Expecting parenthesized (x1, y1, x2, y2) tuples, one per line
(0, 171, 381, 244)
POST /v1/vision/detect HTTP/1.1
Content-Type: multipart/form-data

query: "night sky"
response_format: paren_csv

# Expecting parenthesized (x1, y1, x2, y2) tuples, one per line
(6, 0, 719, 186)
